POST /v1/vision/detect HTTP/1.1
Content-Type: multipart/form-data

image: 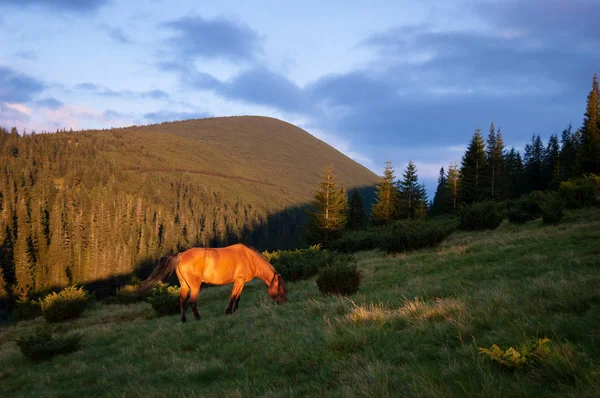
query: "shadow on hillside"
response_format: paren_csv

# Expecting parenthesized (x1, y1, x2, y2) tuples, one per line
(0, 185, 375, 322)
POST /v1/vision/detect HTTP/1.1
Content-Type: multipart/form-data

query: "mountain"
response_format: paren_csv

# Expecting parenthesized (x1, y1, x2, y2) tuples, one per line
(0, 116, 377, 297)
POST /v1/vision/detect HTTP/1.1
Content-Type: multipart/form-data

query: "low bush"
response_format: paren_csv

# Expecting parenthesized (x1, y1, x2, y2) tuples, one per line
(316, 255, 361, 296)
(459, 201, 505, 231)
(329, 229, 386, 253)
(147, 282, 180, 316)
(16, 326, 82, 361)
(116, 284, 143, 304)
(507, 191, 544, 224)
(385, 219, 457, 253)
(40, 286, 89, 323)
(540, 192, 565, 225)
(263, 245, 332, 282)
(11, 296, 42, 321)
(559, 175, 600, 208)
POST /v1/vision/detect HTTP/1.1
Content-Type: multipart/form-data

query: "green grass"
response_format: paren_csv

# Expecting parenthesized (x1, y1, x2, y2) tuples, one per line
(1, 208, 600, 397)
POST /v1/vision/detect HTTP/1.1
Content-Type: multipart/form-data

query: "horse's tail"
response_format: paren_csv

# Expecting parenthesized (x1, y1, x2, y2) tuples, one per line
(137, 253, 181, 295)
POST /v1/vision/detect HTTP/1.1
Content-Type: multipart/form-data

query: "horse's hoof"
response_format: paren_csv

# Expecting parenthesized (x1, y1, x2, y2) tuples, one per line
(225, 309, 232, 315)
(181, 317, 187, 323)
(194, 316, 201, 321)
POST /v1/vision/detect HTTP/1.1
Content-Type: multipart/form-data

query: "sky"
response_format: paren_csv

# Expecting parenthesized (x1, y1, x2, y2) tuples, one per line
(1, 0, 598, 195)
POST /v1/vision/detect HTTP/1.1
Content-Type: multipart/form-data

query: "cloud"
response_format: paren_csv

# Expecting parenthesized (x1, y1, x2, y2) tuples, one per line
(162, 15, 262, 63)
(0, 102, 31, 130)
(74, 82, 170, 100)
(36, 97, 64, 110)
(102, 25, 133, 44)
(0, 66, 45, 102)
(143, 110, 210, 123)
(0, 0, 110, 13)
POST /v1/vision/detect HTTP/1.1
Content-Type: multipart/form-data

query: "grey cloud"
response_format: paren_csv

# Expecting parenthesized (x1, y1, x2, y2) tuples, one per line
(0, 66, 45, 102)
(36, 97, 64, 109)
(162, 15, 262, 63)
(0, 0, 109, 13)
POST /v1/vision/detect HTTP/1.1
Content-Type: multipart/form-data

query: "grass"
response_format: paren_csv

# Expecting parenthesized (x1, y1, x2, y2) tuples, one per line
(1, 208, 600, 397)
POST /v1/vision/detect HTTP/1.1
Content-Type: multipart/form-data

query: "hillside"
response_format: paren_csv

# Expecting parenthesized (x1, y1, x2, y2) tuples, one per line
(0, 117, 378, 296)
(1, 208, 599, 396)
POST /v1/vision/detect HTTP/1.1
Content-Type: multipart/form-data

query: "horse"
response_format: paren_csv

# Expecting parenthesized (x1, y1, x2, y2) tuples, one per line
(138, 243, 287, 322)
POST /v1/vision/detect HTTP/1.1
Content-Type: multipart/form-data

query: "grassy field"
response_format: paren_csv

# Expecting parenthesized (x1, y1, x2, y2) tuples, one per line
(1, 208, 599, 397)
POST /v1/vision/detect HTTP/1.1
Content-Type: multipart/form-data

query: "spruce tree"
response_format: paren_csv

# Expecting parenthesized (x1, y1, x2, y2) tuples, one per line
(504, 148, 524, 199)
(460, 128, 487, 204)
(371, 161, 398, 225)
(347, 189, 367, 231)
(486, 124, 506, 200)
(398, 161, 420, 219)
(306, 165, 348, 248)
(581, 74, 600, 174)
(560, 124, 579, 181)
(524, 135, 545, 192)
(447, 164, 460, 214)
(544, 134, 561, 189)
(431, 167, 449, 216)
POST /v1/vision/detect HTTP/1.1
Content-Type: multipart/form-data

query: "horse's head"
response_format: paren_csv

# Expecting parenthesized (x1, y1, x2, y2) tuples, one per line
(268, 273, 288, 303)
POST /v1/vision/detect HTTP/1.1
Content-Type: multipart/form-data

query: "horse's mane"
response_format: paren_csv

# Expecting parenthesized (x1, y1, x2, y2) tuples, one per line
(243, 244, 276, 273)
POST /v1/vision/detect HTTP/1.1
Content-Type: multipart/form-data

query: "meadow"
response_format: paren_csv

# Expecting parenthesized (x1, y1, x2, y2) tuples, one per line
(1, 208, 599, 397)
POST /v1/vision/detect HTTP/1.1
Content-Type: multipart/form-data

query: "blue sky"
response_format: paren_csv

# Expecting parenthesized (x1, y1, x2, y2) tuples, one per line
(1, 0, 598, 194)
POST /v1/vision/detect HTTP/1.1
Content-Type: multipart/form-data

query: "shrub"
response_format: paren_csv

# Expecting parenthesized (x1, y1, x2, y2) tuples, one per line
(12, 296, 42, 321)
(316, 255, 361, 295)
(16, 326, 82, 361)
(329, 229, 385, 253)
(385, 219, 457, 253)
(540, 193, 565, 225)
(459, 201, 505, 231)
(479, 337, 552, 370)
(507, 191, 544, 224)
(147, 282, 180, 316)
(116, 284, 143, 304)
(40, 286, 89, 323)
(263, 245, 332, 282)
(559, 175, 600, 208)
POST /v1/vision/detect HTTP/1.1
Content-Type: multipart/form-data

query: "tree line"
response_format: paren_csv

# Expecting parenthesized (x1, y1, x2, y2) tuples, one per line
(306, 74, 600, 242)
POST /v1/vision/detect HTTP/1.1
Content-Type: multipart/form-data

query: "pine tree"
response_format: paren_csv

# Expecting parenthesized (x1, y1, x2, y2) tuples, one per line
(371, 161, 398, 225)
(504, 148, 524, 199)
(486, 124, 506, 200)
(431, 167, 449, 216)
(560, 124, 578, 181)
(460, 128, 487, 204)
(447, 164, 460, 214)
(347, 189, 367, 231)
(544, 134, 561, 189)
(581, 73, 600, 174)
(524, 135, 545, 192)
(14, 199, 34, 296)
(398, 161, 420, 219)
(306, 165, 348, 248)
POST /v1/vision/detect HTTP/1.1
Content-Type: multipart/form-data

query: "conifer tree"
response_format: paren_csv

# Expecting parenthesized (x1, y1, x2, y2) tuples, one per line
(524, 135, 545, 192)
(371, 161, 398, 225)
(14, 199, 34, 296)
(544, 134, 561, 189)
(460, 128, 487, 204)
(447, 164, 460, 214)
(560, 124, 579, 181)
(347, 189, 367, 231)
(306, 165, 348, 248)
(431, 167, 449, 216)
(581, 73, 600, 174)
(486, 124, 506, 200)
(504, 148, 524, 199)
(398, 161, 420, 219)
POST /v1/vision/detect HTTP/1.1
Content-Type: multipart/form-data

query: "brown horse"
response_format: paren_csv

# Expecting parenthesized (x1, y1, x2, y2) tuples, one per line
(138, 243, 287, 322)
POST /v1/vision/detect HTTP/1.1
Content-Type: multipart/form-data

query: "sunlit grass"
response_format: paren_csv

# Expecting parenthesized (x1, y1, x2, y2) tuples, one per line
(1, 208, 600, 396)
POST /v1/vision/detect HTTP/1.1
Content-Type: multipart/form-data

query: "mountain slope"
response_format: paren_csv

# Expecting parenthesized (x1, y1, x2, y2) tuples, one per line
(0, 117, 377, 294)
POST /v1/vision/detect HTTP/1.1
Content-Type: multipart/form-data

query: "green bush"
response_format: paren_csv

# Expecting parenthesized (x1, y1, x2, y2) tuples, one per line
(16, 326, 82, 361)
(507, 191, 544, 224)
(329, 229, 385, 253)
(147, 282, 180, 316)
(12, 297, 42, 321)
(116, 284, 143, 304)
(541, 193, 565, 225)
(385, 219, 457, 253)
(316, 255, 361, 296)
(263, 245, 332, 282)
(40, 286, 89, 323)
(459, 201, 505, 231)
(559, 175, 600, 208)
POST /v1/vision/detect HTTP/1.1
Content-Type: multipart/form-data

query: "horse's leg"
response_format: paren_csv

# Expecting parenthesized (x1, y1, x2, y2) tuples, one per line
(225, 280, 245, 315)
(189, 282, 201, 321)
(179, 284, 190, 323)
